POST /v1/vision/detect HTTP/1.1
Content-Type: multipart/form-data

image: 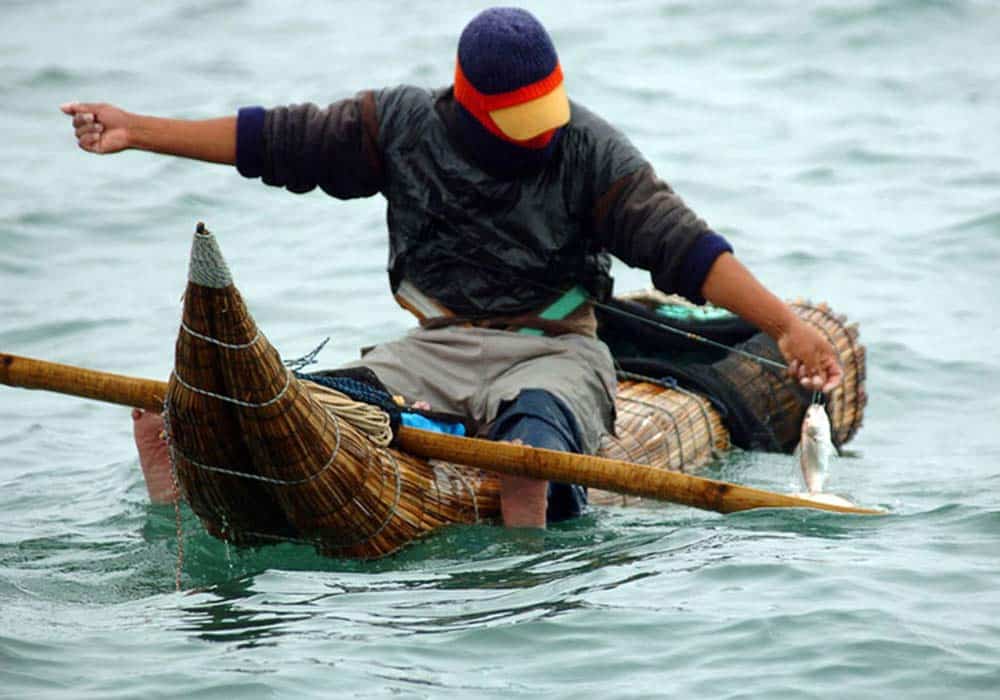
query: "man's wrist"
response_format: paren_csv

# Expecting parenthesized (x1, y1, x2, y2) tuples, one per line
(123, 112, 148, 151)
(760, 304, 798, 340)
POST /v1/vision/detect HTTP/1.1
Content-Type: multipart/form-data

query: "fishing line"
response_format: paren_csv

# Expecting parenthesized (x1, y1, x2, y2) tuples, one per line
(592, 296, 788, 371)
(437, 252, 790, 372)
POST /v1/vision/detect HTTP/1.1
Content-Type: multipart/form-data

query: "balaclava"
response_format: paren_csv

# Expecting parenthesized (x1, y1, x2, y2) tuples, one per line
(453, 7, 570, 175)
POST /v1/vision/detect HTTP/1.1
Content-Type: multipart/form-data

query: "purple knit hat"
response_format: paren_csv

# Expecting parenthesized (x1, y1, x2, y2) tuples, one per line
(458, 7, 560, 95)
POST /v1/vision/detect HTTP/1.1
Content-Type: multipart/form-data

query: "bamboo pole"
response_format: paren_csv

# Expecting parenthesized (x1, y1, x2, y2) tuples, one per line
(395, 429, 881, 515)
(1, 353, 165, 411)
(0, 352, 883, 516)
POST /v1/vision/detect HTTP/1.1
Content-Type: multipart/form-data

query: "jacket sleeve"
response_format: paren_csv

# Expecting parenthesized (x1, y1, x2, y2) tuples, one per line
(235, 90, 383, 198)
(592, 164, 733, 304)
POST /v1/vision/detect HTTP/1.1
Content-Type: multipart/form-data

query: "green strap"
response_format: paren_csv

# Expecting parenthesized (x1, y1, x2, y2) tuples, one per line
(518, 285, 589, 336)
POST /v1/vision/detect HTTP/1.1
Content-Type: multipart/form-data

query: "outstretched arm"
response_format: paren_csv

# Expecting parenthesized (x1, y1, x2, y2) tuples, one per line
(700, 252, 842, 392)
(60, 102, 236, 164)
(592, 163, 842, 393)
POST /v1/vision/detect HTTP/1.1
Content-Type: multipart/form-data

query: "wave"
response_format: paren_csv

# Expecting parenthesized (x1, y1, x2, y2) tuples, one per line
(814, 0, 967, 27)
(0, 318, 131, 347)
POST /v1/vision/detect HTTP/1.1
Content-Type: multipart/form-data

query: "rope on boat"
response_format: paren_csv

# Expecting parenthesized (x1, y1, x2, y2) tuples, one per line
(162, 402, 184, 592)
(181, 321, 262, 349)
(164, 392, 403, 553)
(231, 458, 401, 553)
(616, 393, 687, 469)
(166, 407, 346, 486)
(169, 370, 393, 449)
(282, 337, 330, 372)
(321, 449, 403, 550)
(307, 385, 393, 447)
(618, 370, 724, 460)
(170, 368, 293, 409)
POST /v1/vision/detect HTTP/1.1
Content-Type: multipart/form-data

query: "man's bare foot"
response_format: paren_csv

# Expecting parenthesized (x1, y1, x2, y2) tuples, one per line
(131, 408, 177, 504)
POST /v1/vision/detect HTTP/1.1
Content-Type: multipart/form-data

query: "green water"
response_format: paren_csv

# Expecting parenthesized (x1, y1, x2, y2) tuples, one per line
(2, 1, 999, 697)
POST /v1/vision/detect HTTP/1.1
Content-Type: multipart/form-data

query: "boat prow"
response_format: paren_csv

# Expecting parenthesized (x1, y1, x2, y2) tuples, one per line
(166, 224, 499, 557)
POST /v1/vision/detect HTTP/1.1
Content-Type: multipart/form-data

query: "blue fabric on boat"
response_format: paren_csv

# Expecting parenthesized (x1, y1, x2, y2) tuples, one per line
(296, 368, 473, 441)
(400, 412, 466, 436)
(488, 388, 588, 523)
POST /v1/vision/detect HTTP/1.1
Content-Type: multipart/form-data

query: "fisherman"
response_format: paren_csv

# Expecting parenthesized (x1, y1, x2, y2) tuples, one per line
(63, 7, 842, 528)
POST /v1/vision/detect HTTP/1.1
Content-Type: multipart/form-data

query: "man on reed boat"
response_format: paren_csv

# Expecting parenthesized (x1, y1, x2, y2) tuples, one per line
(62, 7, 842, 527)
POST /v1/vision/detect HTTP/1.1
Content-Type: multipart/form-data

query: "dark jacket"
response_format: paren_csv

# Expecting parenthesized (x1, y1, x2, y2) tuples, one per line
(236, 86, 731, 316)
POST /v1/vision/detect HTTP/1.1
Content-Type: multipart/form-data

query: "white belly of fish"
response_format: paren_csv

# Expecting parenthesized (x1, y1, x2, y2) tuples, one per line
(799, 437, 831, 494)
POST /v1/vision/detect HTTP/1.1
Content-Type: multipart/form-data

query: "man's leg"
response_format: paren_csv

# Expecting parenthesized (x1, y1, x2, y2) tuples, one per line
(488, 389, 588, 528)
(132, 408, 176, 504)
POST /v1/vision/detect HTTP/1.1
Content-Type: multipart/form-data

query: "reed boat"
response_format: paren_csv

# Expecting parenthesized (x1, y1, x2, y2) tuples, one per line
(0, 225, 870, 557)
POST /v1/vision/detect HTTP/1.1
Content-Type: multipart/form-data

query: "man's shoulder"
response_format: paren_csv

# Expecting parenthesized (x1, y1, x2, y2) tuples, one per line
(374, 85, 444, 138)
(563, 101, 647, 178)
(565, 100, 611, 132)
(375, 84, 438, 113)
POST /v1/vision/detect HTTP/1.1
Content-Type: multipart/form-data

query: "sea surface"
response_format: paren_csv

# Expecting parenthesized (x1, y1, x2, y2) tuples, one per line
(1, 1, 998, 697)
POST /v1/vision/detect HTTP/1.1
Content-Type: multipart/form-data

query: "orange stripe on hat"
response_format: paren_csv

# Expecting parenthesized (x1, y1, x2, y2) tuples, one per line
(455, 61, 564, 112)
(454, 59, 569, 146)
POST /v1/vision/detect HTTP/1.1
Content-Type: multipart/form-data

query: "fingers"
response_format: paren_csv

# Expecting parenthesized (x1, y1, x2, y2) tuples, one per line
(72, 111, 97, 128)
(60, 101, 103, 115)
(798, 370, 822, 391)
(787, 358, 821, 391)
(780, 323, 843, 394)
(75, 130, 102, 153)
(821, 359, 844, 393)
(794, 359, 843, 393)
(63, 105, 104, 153)
(73, 112, 104, 138)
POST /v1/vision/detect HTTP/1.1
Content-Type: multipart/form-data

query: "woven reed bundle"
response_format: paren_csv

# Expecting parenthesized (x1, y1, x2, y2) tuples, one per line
(606, 290, 866, 452)
(708, 301, 866, 450)
(168, 225, 500, 557)
(590, 379, 730, 507)
(598, 380, 730, 472)
(166, 283, 294, 545)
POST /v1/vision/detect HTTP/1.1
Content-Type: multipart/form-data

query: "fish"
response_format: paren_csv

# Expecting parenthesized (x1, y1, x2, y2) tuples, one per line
(796, 403, 835, 494)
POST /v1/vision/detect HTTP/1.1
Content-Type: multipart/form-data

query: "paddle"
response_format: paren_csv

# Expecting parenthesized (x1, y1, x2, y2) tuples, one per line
(0, 352, 882, 516)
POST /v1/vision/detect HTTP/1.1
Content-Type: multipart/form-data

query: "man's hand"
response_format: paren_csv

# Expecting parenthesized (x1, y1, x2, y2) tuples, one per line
(61, 102, 131, 154)
(777, 317, 843, 392)
(700, 253, 843, 394)
(59, 103, 237, 164)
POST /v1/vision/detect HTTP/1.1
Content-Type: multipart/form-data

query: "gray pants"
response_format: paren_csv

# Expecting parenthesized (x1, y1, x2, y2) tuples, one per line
(345, 326, 617, 454)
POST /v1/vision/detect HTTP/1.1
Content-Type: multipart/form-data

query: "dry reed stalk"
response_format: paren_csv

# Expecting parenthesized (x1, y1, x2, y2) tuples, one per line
(592, 378, 731, 506)
(168, 279, 294, 544)
(169, 225, 501, 558)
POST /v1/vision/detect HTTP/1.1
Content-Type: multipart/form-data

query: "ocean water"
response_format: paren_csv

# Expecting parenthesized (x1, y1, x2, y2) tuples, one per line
(1, 1, 999, 697)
